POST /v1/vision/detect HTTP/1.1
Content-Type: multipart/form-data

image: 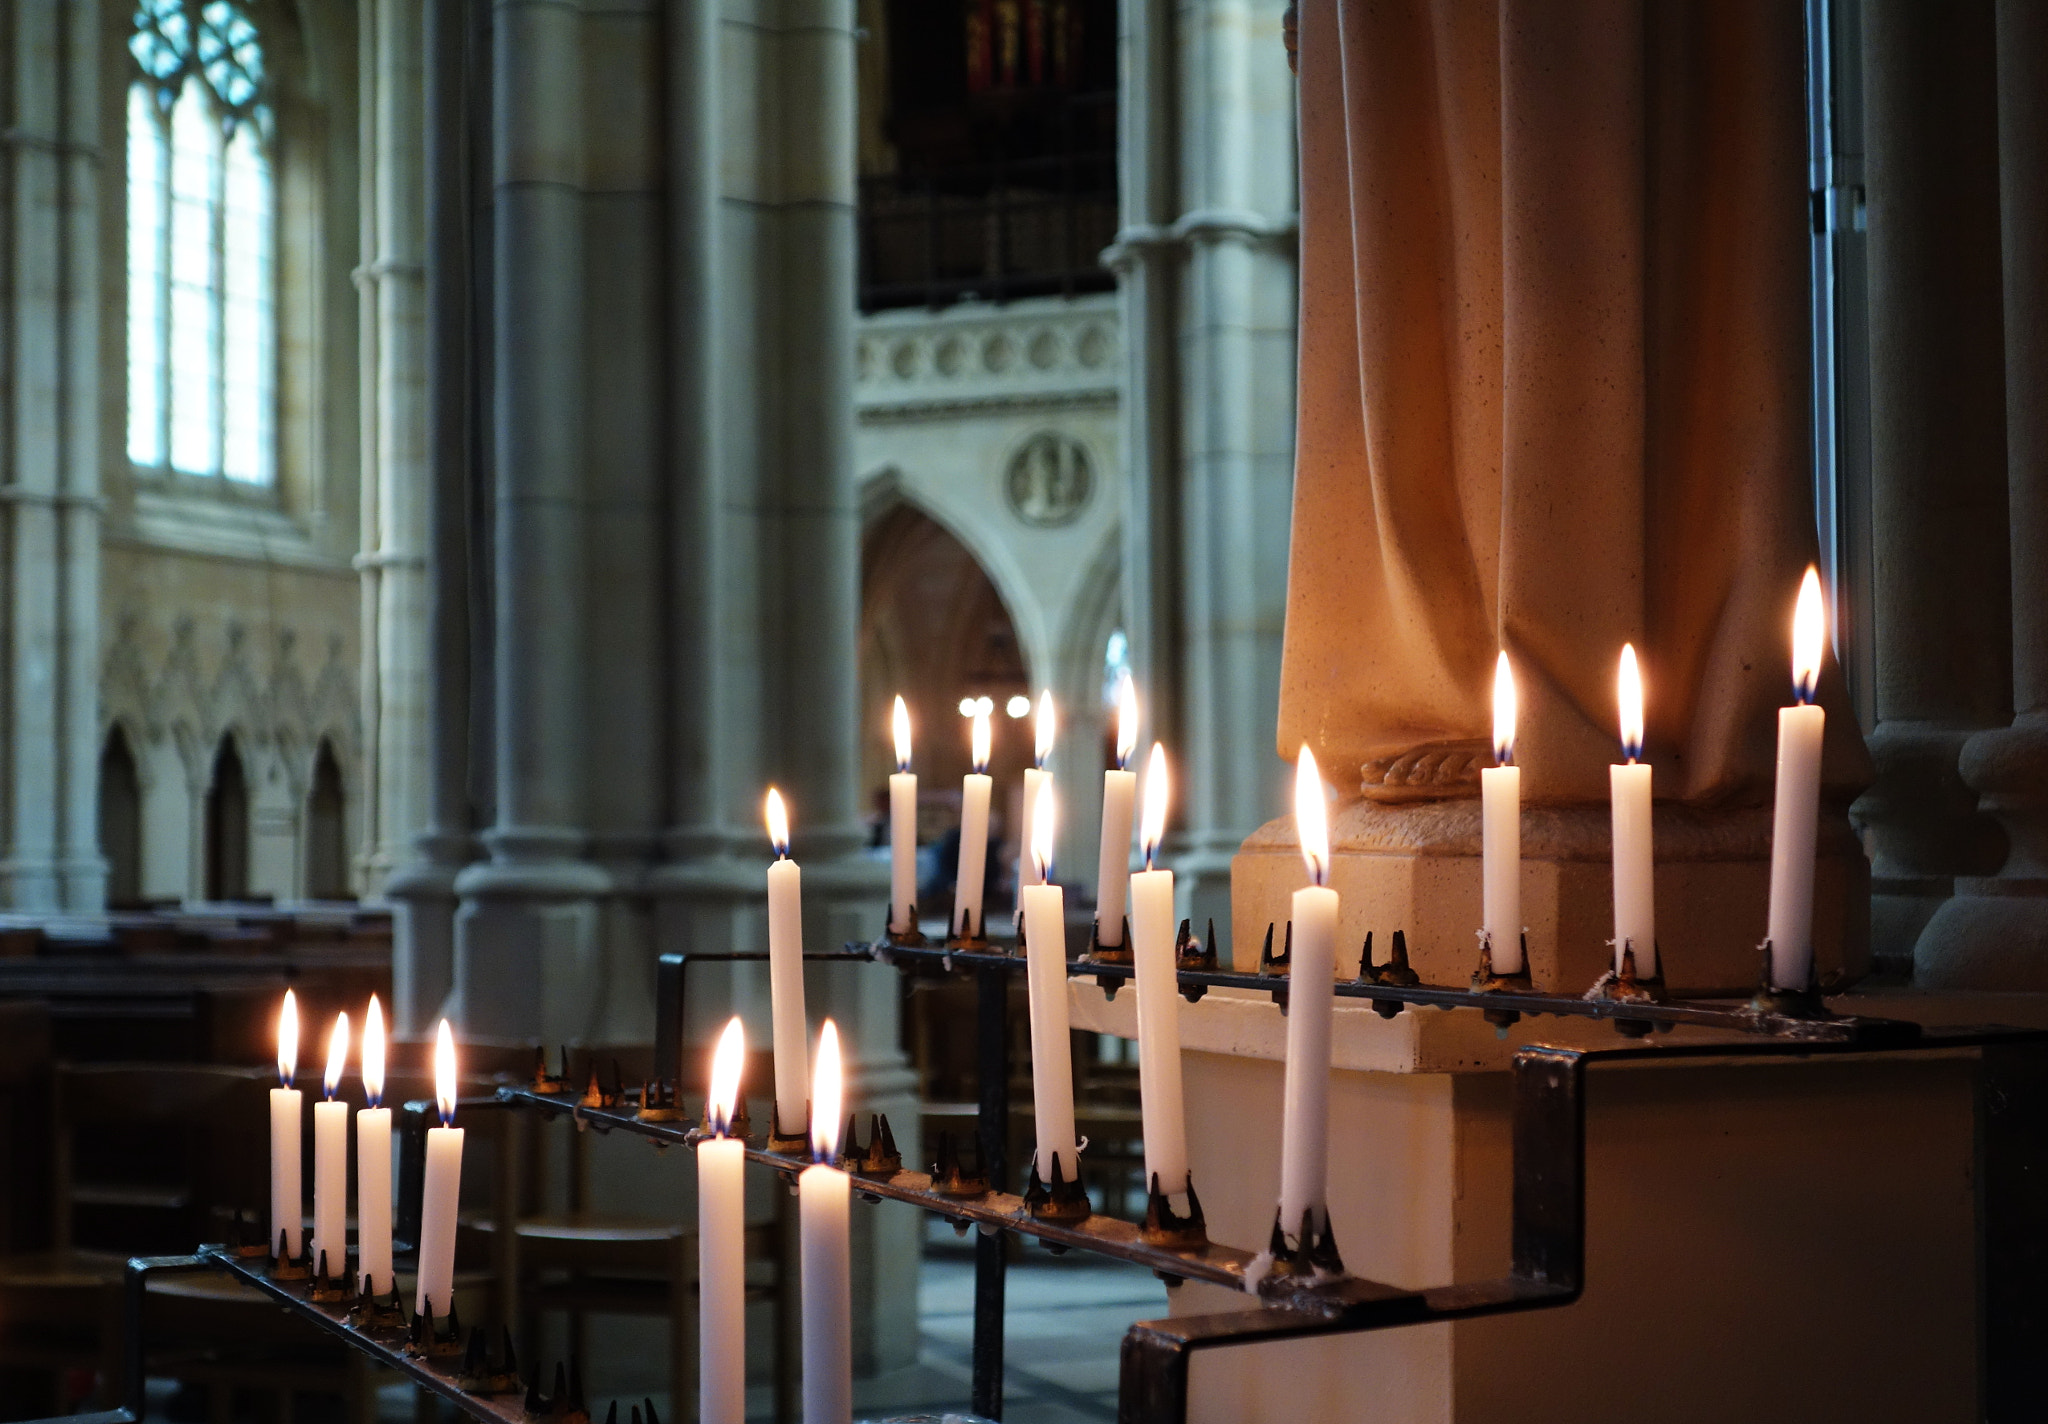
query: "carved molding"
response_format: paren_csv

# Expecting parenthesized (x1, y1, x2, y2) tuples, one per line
(856, 296, 1122, 419)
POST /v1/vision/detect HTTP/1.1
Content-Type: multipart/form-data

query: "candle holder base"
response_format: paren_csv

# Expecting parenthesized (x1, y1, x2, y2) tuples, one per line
(524, 1361, 589, 1421)
(1086, 916, 1134, 965)
(347, 1279, 408, 1337)
(1024, 1152, 1091, 1223)
(843, 1113, 904, 1178)
(947, 908, 991, 952)
(222, 1208, 270, 1258)
(454, 1324, 522, 1394)
(268, 1233, 310, 1281)
(405, 1297, 463, 1359)
(929, 1130, 991, 1198)
(1586, 943, 1666, 1006)
(1469, 933, 1533, 1029)
(305, 1251, 351, 1303)
(1265, 1206, 1346, 1279)
(1749, 939, 1830, 1019)
(767, 1100, 810, 1157)
(579, 1059, 624, 1111)
(1139, 1172, 1208, 1250)
(883, 904, 929, 948)
(532, 1045, 571, 1095)
(1257, 921, 1294, 975)
(635, 1079, 684, 1123)
(700, 1093, 752, 1142)
(1359, 929, 1422, 987)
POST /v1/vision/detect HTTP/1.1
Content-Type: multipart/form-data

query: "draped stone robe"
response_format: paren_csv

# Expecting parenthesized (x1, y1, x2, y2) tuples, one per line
(1279, 0, 1867, 809)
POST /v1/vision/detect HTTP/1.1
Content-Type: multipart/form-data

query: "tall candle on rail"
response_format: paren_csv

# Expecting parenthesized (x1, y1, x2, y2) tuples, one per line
(415, 1019, 465, 1317)
(954, 707, 993, 940)
(1020, 780, 1079, 1186)
(1610, 645, 1656, 977)
(888, 696, 917, 936)
(1095, 675, 1139, 949)
(1766, 568, 1829, 990)
(1018, 691, 1055, 894)
(800, 1022, 852, 1424)
(699, 1017, 748, 1424)
(270, 991, 302, 1259)
(1129, 743, 1188, 1197)
(311, 1011, 350, 1281)
(1279, 747, 1338, 1245)
(765, 789, 808, 1137)
(1482, 652, 1523, 973)
(356, 995, 393, 1296)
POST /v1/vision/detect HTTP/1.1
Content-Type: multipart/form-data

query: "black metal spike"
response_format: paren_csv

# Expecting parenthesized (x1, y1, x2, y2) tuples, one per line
(630, 1409, 642, 1424)
(559, 1044, 572, 1080)
(605, 1402, 618, 1424)
(465, 1325, 488, 1371)
(525, 1368, 544, 1413)
(1184, 1174, 1206, 1229)
(643, 1398, 660, 1424)
(844, 1112, 863, 1159)
(1258, 922, 1274, 968)
(277, 1227, 289, 1259)
(552, 1361, 568, 1406)
(1279, 919, 1293, 966)
(568, 1356, 585, 1408)
(1358, 931, 1375, 980)
(1267, 1210, 1288, 1258)
(503, 1325, 519, 1376)
(1391, 929, 1410, 968)
(1298, 1207, 1317, 1258)
(1206, 918, 1218, 965)
(447, 1296, 461, 1341)
(316, 1248, 330, 1284)
(878, 1113, 899, 1158)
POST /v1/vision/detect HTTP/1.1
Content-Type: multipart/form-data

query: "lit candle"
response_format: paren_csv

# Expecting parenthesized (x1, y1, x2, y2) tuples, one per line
(415, 1019, 464, 1317)
(1482, 652, 1523, 974)
(1279, 747, 1337, 1246)
(270, 990, 302, 1260)
(1020, 780, 1079, 1184)
(765, 789, 808, 1136)
(1094, 676, 1139, 948)
(1018, 690, 1055, 894)
(800, 1021, 852, 1424)
(311, 1011, 350, 1281)
(699, 1017, 748, 1424)
(888, 696, 917, 935)
(954, 707, 993, 939)
(1130, 743, 1188, 1196)
(356, 995, 393, 1296)
(1766, 568, 1829, 990)
(1610, 645, 1656, 977)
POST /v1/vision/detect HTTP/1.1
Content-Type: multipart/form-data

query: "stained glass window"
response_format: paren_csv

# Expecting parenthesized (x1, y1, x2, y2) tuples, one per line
(127, 0, 272, 484)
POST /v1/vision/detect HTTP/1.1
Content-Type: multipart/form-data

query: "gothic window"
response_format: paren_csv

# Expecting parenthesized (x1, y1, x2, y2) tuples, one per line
(127, 0, 274, 485)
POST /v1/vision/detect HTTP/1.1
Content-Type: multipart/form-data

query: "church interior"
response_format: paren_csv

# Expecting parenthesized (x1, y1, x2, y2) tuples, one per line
(0, 0, 2039, 1420)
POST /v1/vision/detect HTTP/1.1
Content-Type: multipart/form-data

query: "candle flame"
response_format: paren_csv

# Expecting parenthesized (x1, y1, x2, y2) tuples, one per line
(433, 1019, 457, 1127)
(1034, 690, 1055, 767)
(892, 695, 912, 773)
(277, 989, 298, 1088)
(810, 1020, 843, 1163)
(1140, 742, 1169, 870)
(1792, 566, 1825, 704)
(323, 1011, 350, 1100)
(1492, 651, 1517, 765)
(1295, 745, 1329, 887)
(765, 788, 791, 859)
(1030, 778, 1057, 884)
(971, 704, 991, 773)
(1115, 676, 1138, 769)
(708, 1016, 746, 1136)
(363, 995, 385, 1108)
(1617, 644, 1644, 762)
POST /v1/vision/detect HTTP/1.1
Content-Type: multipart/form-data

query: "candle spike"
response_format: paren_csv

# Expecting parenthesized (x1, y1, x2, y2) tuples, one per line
(605, 1403, 618, 1424)
(1258, 922, 1273, 970)
(878, 1112, 899, 1159)
(644, 1397, 661, 1424)
(1357, 931, 1375, 982)
(504, 1326, 519, 1376)
(1267, 1211, 1289, 1259)
(843, 1112, 864, 1165)
(1310, 1213, 1345, 1276)
(465, 1325, 488, 1372)
(525, 1369, 545, 1413)
(569, 1357, 586, 1409)
(1140, 1169, 1209, 1249)
(631, 1408, 642, 1424)
(553, 1362, 568, 1406)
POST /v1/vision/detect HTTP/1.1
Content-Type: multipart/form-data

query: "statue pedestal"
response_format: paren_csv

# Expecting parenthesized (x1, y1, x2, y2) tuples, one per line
(1073, 984, 2043, 1423)
(1229, 802, 1869, 994)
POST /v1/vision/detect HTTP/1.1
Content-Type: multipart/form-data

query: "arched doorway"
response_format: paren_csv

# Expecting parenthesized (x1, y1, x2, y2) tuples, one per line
(305, 739, 349, 900)
(204, 734, 250, 901)
(99, 728, 143, 907)
(860, 503, 1031, 925)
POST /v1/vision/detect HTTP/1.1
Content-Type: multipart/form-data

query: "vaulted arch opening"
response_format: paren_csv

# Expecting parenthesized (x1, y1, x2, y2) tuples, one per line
(99, 727, 144, 907)
(305, 738, 348, 900)
(204, 733, 250, 901)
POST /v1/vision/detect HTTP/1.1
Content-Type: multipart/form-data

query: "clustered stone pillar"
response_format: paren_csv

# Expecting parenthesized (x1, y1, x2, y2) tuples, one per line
(2, 0, 104, 912)
(1853, 0, 2013, 967)
(1916, 1, 2048, 987)
(1112, 0, 1298, 938)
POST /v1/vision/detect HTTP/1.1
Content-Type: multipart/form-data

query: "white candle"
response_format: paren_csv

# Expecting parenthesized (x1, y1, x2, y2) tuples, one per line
(1017, 691, 1055, 894)
(888, 696, 917, 935)
(800, 1022, 852, 1424)
(311, 1011, 350, 1281)
(415, 1019, 465, 1318)
(356, 995, 393, 1297)
(1279, 748, 1337, 1244)
(1095, 676, 1139, 948)
(1020, 780, 1078, 1183)
(764, 789, 809, 1135)
(1482, 651, 1523, 974)
(955, 708, 993, 938)
(1611, 645, 1656, 977)
(700, 1017, 748, 1424)
(1766, 568, 1829, 990)
(1130, 743, 1187, 1195)
(270, 989, 302, 1260)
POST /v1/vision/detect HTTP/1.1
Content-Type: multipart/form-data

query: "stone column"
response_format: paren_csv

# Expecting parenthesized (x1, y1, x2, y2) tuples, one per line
(358, 0, 431, 900)
(1853, 0, 2012, 965)
(2, 0, 103, 911)
(1915, 0, 2048, 987)
(386, 0, 479, 1033)
(450, 0, 607, 1043)
(1111, 0, 1297, 936)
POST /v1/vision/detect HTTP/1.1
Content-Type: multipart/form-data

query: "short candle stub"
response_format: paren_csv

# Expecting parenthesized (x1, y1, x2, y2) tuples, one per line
(1140, 1171, 1209, 1250)
(1749, 939, 1830, 1020)
(1023, 1150, 1092, 1222)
